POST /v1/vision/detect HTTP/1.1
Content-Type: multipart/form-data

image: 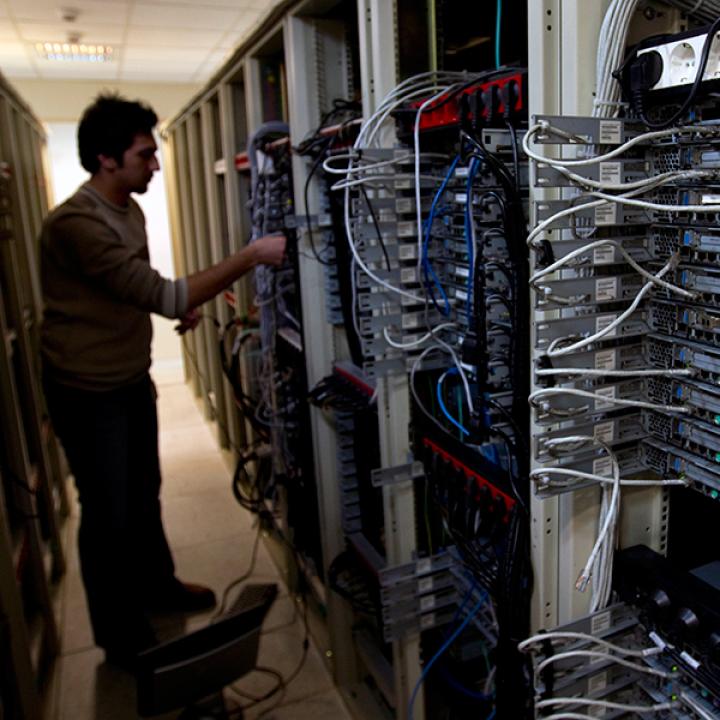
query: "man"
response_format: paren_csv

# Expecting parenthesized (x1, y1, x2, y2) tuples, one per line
(40, 93, 285, 668)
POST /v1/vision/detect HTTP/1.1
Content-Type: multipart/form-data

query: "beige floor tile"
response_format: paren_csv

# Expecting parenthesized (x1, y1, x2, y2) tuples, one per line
(162, 488, 254, 549)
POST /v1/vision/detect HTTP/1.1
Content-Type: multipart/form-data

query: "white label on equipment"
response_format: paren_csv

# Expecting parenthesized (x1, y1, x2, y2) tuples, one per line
(591, 610, 612, 634)
(418, 577, 434, 594)
(595, 277, 618, 302)
(595, 349, 617, 371)
(594, 203, 618, 226)
(599, 161, 622, 185)
(455, 192, 468, 204)
(593, 245, 615, 265)
(593, 456, 613, 478)
(588, 704, 605, 718)
(396, 198, 414, 213)
(599, 120, 622, 144)
(401, 267, 418, 284)
(702, 193, 720, 205)
(398, 244, 417, 260)
(596, 314, 618, 337)
(416, 558, 432, 576)
(594, 421, 615, 443)
(594, 385, 617, 410)
(420, 594, 436, 612)
(402, 313, 419, 329)
(588, 670, 608, 694)
(397, 221, 416, 238)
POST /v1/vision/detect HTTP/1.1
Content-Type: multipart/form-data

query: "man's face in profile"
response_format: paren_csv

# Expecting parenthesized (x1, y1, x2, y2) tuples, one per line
(117, 132, 159, 194)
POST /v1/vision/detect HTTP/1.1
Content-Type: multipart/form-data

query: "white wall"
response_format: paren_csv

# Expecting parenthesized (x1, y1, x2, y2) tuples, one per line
(11, 79, 200, 123)
(45, 121, 183, 368)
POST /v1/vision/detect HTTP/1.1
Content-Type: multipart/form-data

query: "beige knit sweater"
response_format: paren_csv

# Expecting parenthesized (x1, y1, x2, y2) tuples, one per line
(40, 183, 187, 390)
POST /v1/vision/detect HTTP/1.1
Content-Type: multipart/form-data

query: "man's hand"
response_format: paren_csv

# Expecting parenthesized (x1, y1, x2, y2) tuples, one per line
(253, 234, 287, 267)
(175, 308, 201, 335)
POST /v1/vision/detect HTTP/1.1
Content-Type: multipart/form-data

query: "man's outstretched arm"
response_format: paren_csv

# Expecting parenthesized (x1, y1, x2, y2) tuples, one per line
(185, 234, 286, 311)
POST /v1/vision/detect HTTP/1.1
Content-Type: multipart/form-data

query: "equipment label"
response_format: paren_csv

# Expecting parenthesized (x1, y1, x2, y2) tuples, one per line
(591, 610, 612, 634)
(593, 245, 615, 265)
(595, 349, 617, 370)
(594, 203, 618, 226)
(594, 421, 615, 443)
(397, 221, 415, 238)
(398, 243, 417, 260)
(401, 267, 418, 284)
(402, 313, 419, 329)
(594, 385, 617, 410)
(593, 456, 613, 478)
(596, 314, 618, 337)
(598, 120, 622, 144)
(595, 277, 618, 302)
(599, 161, 622, 185)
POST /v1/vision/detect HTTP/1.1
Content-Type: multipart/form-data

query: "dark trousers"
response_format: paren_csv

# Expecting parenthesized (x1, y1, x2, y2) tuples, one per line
(44, 373, 176, 653)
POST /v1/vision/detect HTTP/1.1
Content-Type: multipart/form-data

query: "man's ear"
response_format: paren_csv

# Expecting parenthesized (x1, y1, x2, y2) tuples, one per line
(97, 154, 119, 171)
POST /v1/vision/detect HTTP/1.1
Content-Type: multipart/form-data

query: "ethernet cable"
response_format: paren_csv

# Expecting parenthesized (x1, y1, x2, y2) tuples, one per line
(382, 323, 458, 349)
(530, 239, 695, 299)
(535, 367, 694, 378)
(526, 171, 717, 249)
(533, 648, 673, 686)
(552, 165, 713, 192)
(536, 698, 678, 714)
(522, 121, 720, 168)
(415, 86, 460, 266)
(530, 468, 688, 489)
(529, 387, 690, 415)
(518, 630, 662, 657)
(542, 257, 673, 358)
(553, 437, 620, 603)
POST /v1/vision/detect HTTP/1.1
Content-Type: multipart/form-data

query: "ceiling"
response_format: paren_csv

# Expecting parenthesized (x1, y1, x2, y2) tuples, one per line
(0, 0, 280, 83)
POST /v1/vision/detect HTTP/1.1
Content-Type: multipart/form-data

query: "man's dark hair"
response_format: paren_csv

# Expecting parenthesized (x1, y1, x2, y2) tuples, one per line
(78, 93, 158, 174)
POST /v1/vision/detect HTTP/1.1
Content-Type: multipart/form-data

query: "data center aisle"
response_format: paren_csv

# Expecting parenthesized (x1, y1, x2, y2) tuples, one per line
(49, 360, 352, 720)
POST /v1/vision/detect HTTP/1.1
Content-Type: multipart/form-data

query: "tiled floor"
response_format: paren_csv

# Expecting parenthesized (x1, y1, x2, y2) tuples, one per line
(50, 360, 352, 720)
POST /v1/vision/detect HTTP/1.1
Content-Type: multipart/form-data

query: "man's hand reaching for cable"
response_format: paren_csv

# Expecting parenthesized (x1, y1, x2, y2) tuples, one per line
(175, 308, 201, 335)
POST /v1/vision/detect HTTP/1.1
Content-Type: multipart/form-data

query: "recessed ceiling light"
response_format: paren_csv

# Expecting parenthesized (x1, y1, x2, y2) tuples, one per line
(34, 41, 115, 62)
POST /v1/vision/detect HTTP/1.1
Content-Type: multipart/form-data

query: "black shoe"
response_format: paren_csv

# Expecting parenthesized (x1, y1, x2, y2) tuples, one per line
(147, 579, 217, 613)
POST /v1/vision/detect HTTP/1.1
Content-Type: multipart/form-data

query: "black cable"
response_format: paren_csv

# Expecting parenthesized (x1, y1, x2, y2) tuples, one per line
(212, 522, 263, 621)
(303, 138, 334, 267)
(359, 184, 392, 271)
(505, 119, 521, 192)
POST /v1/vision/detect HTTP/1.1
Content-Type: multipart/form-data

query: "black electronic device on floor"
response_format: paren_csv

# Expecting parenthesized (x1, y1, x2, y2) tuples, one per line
(136, 583, 278, 717)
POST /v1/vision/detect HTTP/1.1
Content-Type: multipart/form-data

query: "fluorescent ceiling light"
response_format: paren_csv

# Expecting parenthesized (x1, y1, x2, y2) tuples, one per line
(35, 42, 115, 62)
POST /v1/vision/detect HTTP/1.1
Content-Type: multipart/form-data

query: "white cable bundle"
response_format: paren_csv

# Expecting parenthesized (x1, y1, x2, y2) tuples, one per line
(594, 0, 641, 117)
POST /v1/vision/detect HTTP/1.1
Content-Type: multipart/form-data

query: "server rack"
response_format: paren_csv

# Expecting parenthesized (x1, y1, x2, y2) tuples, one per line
(0, 73, 67, 720)
(165, 2, 720, 718)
